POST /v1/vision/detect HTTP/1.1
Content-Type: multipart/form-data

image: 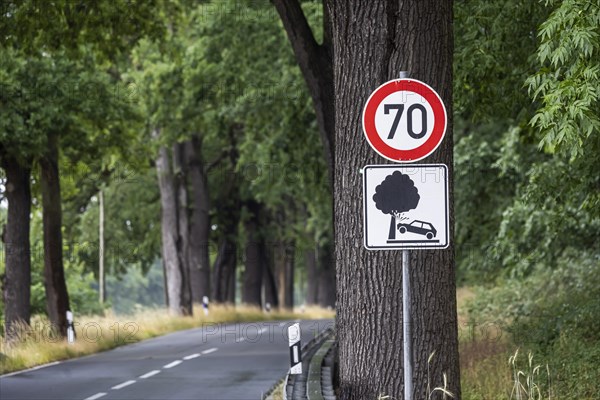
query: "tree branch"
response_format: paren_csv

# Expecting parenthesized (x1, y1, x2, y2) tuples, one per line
(272, 0, 335, 183)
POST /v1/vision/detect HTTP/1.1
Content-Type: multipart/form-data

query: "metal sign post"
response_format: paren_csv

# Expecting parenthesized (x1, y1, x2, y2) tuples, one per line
(402, 249, 413, 400)
(399, 70, 413, 400)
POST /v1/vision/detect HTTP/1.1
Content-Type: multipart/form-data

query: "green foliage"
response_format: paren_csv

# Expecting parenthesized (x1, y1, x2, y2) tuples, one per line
(105, 261, 165, 315)
(527, 0, 600, 160)
(0, 0, 167, 61)
(70, 167, 161, 277)
(454, 0, 599, 281)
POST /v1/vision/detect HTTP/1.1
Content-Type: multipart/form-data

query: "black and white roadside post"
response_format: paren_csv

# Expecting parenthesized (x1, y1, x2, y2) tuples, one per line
(362, 71, 449, 400)
(288, 323, 302, 374)
(66, 310, 75, 344)
(202, 296, 209, 316)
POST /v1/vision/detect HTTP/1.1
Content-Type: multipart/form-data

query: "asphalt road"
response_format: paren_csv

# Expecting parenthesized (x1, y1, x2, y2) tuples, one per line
(1, 319, 333, 400)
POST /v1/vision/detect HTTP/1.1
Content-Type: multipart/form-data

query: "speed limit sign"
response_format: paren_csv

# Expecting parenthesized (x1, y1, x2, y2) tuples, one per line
(362, 78, 447, 163)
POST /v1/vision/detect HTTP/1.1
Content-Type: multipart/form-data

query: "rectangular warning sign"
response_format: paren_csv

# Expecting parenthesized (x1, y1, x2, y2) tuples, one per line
(363, 164, 449, 250)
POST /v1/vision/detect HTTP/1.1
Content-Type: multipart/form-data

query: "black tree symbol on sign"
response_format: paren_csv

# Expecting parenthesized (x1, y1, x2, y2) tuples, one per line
(373, 171, 420, 240)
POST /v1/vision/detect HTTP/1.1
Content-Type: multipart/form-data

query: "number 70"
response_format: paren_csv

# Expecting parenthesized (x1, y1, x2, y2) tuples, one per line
(384, 103, 428, 140)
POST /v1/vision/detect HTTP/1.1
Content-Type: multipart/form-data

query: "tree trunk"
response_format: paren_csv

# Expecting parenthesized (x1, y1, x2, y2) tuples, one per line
(155, 136, 191, 316)
(328, 1, 460, 399)
(242, 201, 263, 307)
(184, 137, 211, 304)
(98, 189, 105, 304)
(211, 199, 240, 304)
(317, 240, 336, 308)
(305, 248, 319, 305)
(284, 240, 295, 309)
(212, 238, 237, 303)
(40, 133, 71, 337)
(173, 143, 193, 316)
(1, 155, 32, 339)
(262, 253, 279, 309)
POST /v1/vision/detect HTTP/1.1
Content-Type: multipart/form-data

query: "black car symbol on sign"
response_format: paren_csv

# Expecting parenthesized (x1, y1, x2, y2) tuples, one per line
(397, 220, 437, 240)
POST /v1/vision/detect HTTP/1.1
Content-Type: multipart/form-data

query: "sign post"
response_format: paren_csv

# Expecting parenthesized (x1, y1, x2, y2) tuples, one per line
(399, 69, 413, 400)
(362, 70, 448, 400)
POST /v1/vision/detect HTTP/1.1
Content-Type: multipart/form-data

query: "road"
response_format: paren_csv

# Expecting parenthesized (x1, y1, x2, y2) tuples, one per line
(1, 319, 333, 400)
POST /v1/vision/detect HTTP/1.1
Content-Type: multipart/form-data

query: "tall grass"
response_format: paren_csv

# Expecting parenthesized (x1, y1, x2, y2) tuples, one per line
(0, 304, 334, 375)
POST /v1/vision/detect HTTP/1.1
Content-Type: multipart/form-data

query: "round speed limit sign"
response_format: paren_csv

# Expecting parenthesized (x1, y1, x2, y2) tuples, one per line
(362, 78, 447, 162)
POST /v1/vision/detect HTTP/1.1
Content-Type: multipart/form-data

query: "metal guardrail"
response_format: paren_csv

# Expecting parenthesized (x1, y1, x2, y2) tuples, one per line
(283, 329, 336, 400)
(263, 325, 336, 400)
(306, 339, 335, 400)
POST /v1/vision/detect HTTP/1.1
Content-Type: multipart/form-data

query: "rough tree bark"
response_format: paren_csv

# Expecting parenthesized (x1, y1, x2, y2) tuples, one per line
(40, 133, 71, 337)
(0, 154, 31, 339)
(242, 200, 263, 307)
(184, 136, 211, 303)
(155, 134, 192, 316)
(327, 1, 460, 398)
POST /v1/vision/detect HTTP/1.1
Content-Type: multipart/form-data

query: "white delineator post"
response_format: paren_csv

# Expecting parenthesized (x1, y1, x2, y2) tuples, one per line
(288, 323, 302, 374)
(66, 310, 75, 344)
(399, 69, 413, 400)
(202, 296, 209, 316)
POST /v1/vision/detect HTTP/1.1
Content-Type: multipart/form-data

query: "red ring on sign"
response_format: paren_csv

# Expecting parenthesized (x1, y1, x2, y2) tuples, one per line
(362, 79, 447, 162)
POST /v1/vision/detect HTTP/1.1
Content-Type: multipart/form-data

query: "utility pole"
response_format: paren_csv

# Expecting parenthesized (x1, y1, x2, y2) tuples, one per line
(99, 189, 105, 304)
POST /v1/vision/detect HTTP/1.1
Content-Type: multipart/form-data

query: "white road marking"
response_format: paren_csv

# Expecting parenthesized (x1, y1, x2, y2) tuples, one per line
(163, 360, 182, 369)
(279, 322, 285, 327)
(183, 353, 201, 360)
(202, 347, 218, 354)
(139, 370, 161, 379)
(236, 337, 245, 343)
(259, 327, 268, 334)
(111, 380, 136, 390)
(83, 393, 107, 400)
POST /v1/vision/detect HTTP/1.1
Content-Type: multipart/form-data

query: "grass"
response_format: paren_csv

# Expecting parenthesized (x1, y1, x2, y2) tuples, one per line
(458, 284, 600, 400)
(0, 304, 334, 375)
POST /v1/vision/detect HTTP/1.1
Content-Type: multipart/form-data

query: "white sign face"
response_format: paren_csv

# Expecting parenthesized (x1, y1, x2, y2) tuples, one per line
(363, 164, 449, 250)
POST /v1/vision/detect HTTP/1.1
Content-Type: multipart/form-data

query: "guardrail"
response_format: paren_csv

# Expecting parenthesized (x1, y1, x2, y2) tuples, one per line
(284, 329, 336, 400)
(263, 325, 336, 400)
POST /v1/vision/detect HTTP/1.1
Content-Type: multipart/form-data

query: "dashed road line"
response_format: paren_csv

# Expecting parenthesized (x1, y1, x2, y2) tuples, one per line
(139, 370, 161, 379)
(183, 353, 201, 360)
(111, 380, 136, 390)
(201, 347, 218, 355)
(83, 393, 107, 400)
(163, 360, 183, 369)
